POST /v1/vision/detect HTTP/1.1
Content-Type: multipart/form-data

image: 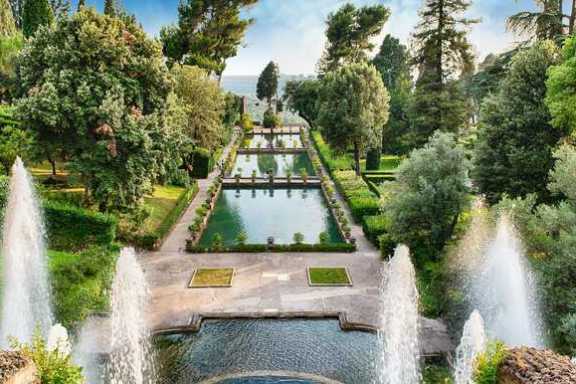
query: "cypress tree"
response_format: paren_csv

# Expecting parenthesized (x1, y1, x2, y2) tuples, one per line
(0, 0, 17, 36)
(76, 0, 85, 11)
(103, 0, 115, 16)
(22, 0, 54, 38)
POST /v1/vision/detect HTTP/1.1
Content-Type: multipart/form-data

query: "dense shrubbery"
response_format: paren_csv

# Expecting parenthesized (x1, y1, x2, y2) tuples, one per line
(0, 174, 7, 223)
(186, 242, 356, 253)
(333, 170, 380, 221)
(190, 148, 213, 179)
(43, 201, 117, 252)
(473, 341, 508, 384)
(362, 215, 390, 244)
(262, 108, 281, 128)
(128, 183, 199, 250)
(311, 131, 353, 171)
(50, 246, 118, 328)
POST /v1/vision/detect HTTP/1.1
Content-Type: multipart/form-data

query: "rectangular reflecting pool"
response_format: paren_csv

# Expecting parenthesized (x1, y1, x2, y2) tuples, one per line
(232, 153, 316, 178)
(243, 134, 303, 149)
(199, 188, 343, 246)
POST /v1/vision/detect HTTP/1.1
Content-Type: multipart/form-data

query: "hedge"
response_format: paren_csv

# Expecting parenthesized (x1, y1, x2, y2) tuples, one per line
(366, 148, 381, 170)
(362, 215, 390, 245)
(191, 148, 213, 179)
(43, 201, 117, 252)
(186, 242, 357, 253)
(311, 131, 353, 172)
(131, 182, 199, 250)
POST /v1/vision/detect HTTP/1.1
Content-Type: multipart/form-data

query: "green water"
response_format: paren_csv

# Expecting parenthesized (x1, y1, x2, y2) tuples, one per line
(232, 154, 316, 177)
(199, 188, 343, 246)
(243, 134, 303, 149)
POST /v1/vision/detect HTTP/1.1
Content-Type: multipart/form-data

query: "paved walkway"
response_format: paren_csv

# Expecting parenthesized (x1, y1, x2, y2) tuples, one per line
(142, 127, 453, 356)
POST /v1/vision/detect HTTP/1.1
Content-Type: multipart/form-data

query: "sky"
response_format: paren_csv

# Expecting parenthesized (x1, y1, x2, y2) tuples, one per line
(75, 0, 545, 76)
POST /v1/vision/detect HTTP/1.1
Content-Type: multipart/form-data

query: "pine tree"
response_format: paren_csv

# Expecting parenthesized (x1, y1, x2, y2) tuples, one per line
(0, 0, 17, 36)
(408, 0, 478, 148)
(507, 0, 568, 41)
(22, 0, 55, 38)
(76, 0, 85, 11)
(103, 0, 115, 16)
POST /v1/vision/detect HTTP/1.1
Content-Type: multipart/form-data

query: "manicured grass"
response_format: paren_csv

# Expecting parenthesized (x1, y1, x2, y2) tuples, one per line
(189, 268, 234, 288)
(308, 267, 351, 286)
(360, 155, 401, 172)
(142, 185, 186, 233)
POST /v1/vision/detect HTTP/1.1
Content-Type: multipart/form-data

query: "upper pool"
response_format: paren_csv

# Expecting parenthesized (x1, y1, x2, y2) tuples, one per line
(232, 153, 316, 177)
(243, 134, 303, 149)
(153, 319, 379, 384)
(198, 188, 342, 246)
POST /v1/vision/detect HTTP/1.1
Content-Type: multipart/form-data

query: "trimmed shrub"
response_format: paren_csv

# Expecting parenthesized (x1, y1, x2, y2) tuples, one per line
(241, 113, 254, 132)
(191, 148, 213, 179)
(263, 108, 281, 128)
(348, 196, 380, 221)
(311, 131, 353, 171)
(186, 242, 356, 253)
(366, 148, 381, 170)
(43, 201, 117, 251)
(379, 233, 396, 258)
(362, 215, 389, 244)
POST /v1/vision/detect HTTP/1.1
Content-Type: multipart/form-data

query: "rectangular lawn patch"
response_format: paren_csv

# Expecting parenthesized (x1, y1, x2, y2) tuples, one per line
(189, 268, 234, 288)
(308, 267, 352, 286)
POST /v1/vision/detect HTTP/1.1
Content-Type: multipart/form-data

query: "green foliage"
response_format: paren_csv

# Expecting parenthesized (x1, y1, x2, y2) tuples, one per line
(473, 41, 562, 204)
(12, 329, 84, 384)
(170, 64, 226, 152)
(17, 8, 172, 211)
(22, 0, 54, 38)
(160, 0, 257, 77)
(319, 3, 389, 73)
(469, 51, 515, 113)
(373, 35, 412, 155)
(211, 233, 223, 250)
(422, 362, 454, 384)
(546, 35, 576, 136)
(283, 79, 321, 127)
(362, 215, 389, 245)
(190, 147, 213, 179)
(50, 246, 118, 328)
(127, 182, 198, 250)
(241, 113, 254, 132)
(317, 62, 390, 175)
(383, 131, 469, 262)
(103, 0, 116, 16)
(0, 30, 24, 101)
(365, 148, 381, 171)
(43, 200, 117, 252)
(222, 92, 242, 128)
(318, 231, 328, 245)
(311, 131, 353, 171)
(262, 108, 281, 128)
(0, 125, 35, 175)
(473, 341, 507, 384)
(507, 0, 565, 42)
(293, 232, 304, 245)
(256, 61, 279, 107)
(0, 0, 16, 36)
(408, 0, 477, 148)
(187, 242, 357, 253)
(236, 231, 247, 246)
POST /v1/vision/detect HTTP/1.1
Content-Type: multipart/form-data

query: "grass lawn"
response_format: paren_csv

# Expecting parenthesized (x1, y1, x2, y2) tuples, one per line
(379, 155, 401, 172)
(189, 268, 235, 288)
(141, 185, 186, 233)
(308, 267, 352, 286)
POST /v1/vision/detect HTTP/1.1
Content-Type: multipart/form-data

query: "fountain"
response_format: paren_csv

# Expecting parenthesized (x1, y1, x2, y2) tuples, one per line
(379, 245, 420, 384)
(106, 247, 154, 384)
(0, 157, 53, 347)
(471, 215, 543, 347)
(453, 310, 487, 384)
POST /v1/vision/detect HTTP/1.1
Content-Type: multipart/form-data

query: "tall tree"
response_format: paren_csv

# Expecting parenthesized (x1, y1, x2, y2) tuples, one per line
(546, 35, 576, 135)
(473, 41, 563, 204)
(319, 3, 389, 73)
(373, 34, 412, 155)
(256, 61, 279, 109)
(9, 0, 23, 28)
(284, 79, 321, 128)
(17, 8, 172, 211)
(22, 0, 54, 38)
(76, 0, 85, 11)
(161, 0, 257, 81)
(317, 62, 390, 175)
(49, 0, 69, 19)
(1, 0, 16, 36)
(103, 0, 115, 16)
(409, 0, 478, 147)
(507, 0, 569, 41)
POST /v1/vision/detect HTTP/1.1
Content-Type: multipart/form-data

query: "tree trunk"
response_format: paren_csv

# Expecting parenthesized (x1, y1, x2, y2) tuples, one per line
(353, 141, 361, 176)
(49, 158, 56, 177)
(570, 0, 576, 34)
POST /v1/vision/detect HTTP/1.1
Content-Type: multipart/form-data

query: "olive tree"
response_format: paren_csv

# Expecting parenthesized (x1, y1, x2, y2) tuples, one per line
(317, 62, 389, 175)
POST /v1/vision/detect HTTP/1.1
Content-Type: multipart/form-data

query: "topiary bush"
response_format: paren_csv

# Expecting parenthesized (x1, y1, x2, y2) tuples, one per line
(348, 196, 381, 221)
(43, 201, 117, 251)
(366, 148, 381, 170)
(191, 148, 213, 179)
(362, 215, 390, 245)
